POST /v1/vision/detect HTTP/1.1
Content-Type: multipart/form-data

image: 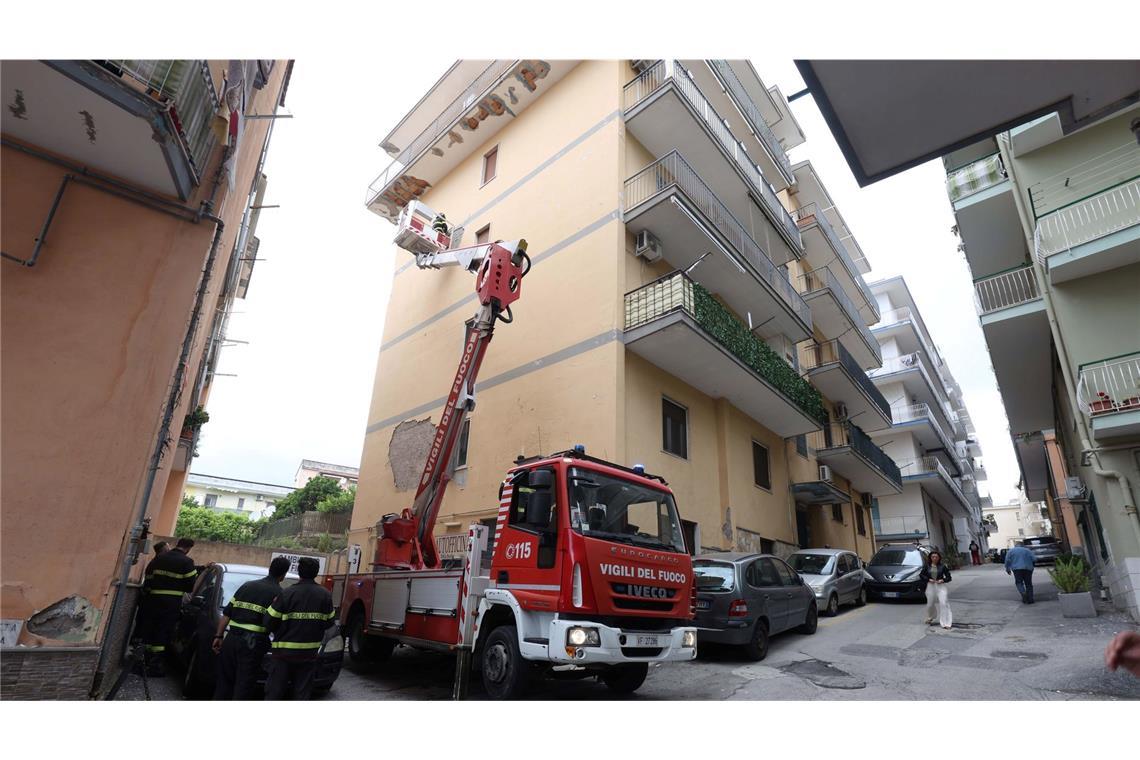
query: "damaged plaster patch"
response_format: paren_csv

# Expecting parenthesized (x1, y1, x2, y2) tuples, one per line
(722, 507, 733, 541)
(78, 110, 97, 143)
(27, 596, 99, 642)
(389, 418, 437, 492)
(8, 89, 28, 120)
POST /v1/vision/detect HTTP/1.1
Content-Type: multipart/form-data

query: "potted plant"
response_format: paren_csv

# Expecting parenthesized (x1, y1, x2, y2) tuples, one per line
(1119, 386, 1140, 410)
(181, 406, 210, 441)
(1089, 391, 1115, 415)
(1049, 556, 1096, 618)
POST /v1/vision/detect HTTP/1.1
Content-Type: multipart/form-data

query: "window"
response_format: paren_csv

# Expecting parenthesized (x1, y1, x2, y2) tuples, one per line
(694, 561, 736, 592)
(795, 434, 808, 458)
(760, 538, 774, 554)
(455, 419, 471, 469)
(771, 558, 799, 586)
(236, 497, 245, 510)
(746, 558, 782, 588)
(856, 505, 867, 536)
(838, 554, 853, 575)
(832, 503, 844, 522)
(507, 468, 556, 533)
(752, 441, 771, 489)
(662, 398, 688, 458)
(567, 467, 686, 553)
(204, 494, 218, 508)
(481, 146, 498, 185)
(475, 225, 490, 245)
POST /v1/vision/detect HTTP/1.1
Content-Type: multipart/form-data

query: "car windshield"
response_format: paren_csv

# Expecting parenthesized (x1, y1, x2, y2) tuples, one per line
(790, 553, 835, 575)
(693, 562, 736, 592)
(1024, 537, 1058, 546)
(871, 549, 923, 567)
(219, 570, 296, 609)
(567, 467, 686, 553)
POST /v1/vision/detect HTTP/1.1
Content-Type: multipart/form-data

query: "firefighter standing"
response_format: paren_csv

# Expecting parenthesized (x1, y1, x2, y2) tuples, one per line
(138, 537, 198, 676)
(264, 557, 335, 700)
(212, 556, 290, 699)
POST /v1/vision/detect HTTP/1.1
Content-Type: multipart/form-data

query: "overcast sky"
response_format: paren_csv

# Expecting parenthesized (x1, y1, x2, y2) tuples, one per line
(194, 58, 1020, 506)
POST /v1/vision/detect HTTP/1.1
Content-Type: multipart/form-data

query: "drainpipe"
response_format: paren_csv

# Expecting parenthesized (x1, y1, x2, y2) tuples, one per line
(996, 134, 1137, 558)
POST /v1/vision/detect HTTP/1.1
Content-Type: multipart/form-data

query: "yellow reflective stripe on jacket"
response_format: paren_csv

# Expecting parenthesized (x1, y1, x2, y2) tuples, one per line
(228, 621, 268, 633)
(230, 600, 268, 614)
(281, 611, 336, 621)
(147, 589, 184, 597)
(267, 605, 284, 619)
(271, 640, 322, 650)
(149, 568, 198, 579)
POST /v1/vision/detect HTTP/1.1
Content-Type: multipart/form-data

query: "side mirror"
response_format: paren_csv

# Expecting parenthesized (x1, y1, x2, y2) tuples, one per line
(528, 469, 554, 489)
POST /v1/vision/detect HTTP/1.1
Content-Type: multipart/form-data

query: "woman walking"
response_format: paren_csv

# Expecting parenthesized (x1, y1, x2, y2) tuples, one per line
(922, 551, 953, 629)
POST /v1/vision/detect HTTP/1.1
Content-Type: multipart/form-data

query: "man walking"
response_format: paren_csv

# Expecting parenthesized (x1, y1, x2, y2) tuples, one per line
(138, 537, 198, 676)
(212, 556, 290, 699)
(264, 557, 335, 700)
(969, 540, 981, 566)
(1004, 541, 1036, 604)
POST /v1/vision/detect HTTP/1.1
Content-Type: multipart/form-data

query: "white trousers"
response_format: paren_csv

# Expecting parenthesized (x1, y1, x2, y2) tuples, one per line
(925, 582, 952, 628)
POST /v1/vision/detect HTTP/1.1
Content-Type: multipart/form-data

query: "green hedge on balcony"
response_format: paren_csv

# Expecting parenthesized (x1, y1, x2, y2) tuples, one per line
(692, 282, 826, 423)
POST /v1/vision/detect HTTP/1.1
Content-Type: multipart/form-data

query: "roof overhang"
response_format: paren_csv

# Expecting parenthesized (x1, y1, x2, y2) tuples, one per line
(795, 60, 1140, 186)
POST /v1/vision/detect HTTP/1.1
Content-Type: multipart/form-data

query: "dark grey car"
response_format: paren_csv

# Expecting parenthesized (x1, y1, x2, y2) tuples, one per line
(692, 552, 818, 661)
(1022, 536, 1063, 565)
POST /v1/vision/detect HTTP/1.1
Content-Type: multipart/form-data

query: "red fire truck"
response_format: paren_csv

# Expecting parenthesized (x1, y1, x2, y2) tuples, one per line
(328, 202, 697, 699)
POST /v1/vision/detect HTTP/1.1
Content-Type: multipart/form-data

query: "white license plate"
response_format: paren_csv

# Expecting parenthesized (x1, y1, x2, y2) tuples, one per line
(696, 599, 711, 610)
(882, 591, 900, 598)
(634, 634, 662, 647)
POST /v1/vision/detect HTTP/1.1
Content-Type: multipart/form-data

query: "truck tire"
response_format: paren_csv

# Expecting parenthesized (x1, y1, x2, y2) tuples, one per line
(481, 625, 529, 700)
(346, 610, 395, 664)
(601, 662, 649, 694)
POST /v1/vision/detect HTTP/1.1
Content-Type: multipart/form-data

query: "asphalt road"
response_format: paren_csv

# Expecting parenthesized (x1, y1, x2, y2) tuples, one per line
(115, 564, 1140, 701)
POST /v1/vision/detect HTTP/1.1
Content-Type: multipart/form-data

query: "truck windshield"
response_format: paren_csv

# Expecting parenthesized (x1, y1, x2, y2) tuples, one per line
(567, 467, 686, 553)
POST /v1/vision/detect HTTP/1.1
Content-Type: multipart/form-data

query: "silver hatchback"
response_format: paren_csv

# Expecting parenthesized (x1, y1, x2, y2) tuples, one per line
(788, 549, 867, 616)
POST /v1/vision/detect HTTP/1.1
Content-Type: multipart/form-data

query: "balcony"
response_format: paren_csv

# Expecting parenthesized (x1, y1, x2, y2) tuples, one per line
(623, 272, 824, 437)
(972, 267, 1053, 435)
(791, 202, 878, 324)
(886, 404, 959, 474)
(870, 302, 941, 377)
(1077, 352, 1140, 440)
(365, 60, 578, 220)
(705, 60, 794, 188)
(799, 340, 891, 432)
(874, 515, 930, 541)
(623, 152, 811, 341)
(796, 268, 881, 369)
(807, 422, 903, 496)
(868, 352, 954, 430)
(623, 61, 801, 264)
(1032, 144, 1140, 284)
(946, 152, 1027, 278)
(1, 60, 220, 200)
(899, 456, 970, 517)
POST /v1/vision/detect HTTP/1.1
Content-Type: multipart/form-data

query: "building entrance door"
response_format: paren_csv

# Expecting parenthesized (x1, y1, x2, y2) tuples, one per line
(796, 507, 811, 549)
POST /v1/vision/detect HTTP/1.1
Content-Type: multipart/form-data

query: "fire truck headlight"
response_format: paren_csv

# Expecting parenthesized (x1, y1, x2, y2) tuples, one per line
(682, 630, 697, 648)
(567, 627, 600, 647)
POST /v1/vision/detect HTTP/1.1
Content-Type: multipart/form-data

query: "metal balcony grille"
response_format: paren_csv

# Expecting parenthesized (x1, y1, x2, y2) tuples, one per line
(1034, 177, 1140, 262)
(1077, 352, 1140, 418)
(795, 268, 879, 360)
(807, 421, 902, 488)
(799, 340, 890, 422)
(791, 202, 878, 319)
(973, 266, 1041, 315)
(707, 60, 793, 181)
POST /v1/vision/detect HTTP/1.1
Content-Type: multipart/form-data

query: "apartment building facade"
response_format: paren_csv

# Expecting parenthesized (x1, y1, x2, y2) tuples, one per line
(184, 473, 294, 520)
(985, 496, 1050, 550)
(352, 60, 897, 569)
(0, 59, 291, 698)
(944, 105, 1140, 619)
(863, 277, 990, 556)
(295, 459, 360, 489)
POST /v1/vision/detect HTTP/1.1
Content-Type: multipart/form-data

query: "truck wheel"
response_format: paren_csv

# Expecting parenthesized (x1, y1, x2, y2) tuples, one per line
(601, 662, 648, 694)
(481, 625, 529, 700)
(742, 620, 769, 661)
(346, 610, 394, 664)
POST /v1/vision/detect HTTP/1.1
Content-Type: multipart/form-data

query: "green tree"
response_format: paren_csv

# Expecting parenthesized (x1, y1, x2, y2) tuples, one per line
(175, 506, 259, 544)
(181, 494, 201, 509)
(270, 476, 344, 521)
(316, 486, 356, 515)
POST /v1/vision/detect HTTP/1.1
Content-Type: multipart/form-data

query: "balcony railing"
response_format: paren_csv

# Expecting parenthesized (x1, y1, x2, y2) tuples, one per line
(98, 60, 219, 182)
(900, 456, 968, 506)
(624, 271, 825, 422)
(1077, 352, 1140, 419)
(946, 153, 1007, 202)
(800, 339, 891, 422)
(624, 152, 810, 327)
(874, 306, 914, 328)
(874, 515, 930, 537)
(1034, 177, 1140, 262)
(795, 268, 879, 358)
(1028, 142, 1140, 218)
(869, 352, 927, 379)
(367, 60, 517, 202)
(807, 421, 903, 488)
(707, 60, 794, 181)
(891, 403, 954, 449)
(623, 61, 802, 251)
(791, 202, 878, 319)
(973, 265, 1041, 316)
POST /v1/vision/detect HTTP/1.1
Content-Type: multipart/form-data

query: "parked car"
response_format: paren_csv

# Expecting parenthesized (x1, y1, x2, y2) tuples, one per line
(864, 544, 931, 602)
(788, 548, 867, 616)
(1022, 535, 1063, 565)
(692, 552, 817, 661)
(997, 548, 1009, 564)
(172, 562, 344, 698)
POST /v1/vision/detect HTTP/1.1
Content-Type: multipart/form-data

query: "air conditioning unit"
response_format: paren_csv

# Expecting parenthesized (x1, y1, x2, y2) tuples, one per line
(634, 230, 663, 262)
(1065, 476, 1086, 500)
(834, 402, 849, 421)
(819, 465, 833, 482)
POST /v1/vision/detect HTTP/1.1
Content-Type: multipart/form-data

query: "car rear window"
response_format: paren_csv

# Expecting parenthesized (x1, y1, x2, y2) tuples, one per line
(871, 549, 923, 567)
(1024, 537, 1058, 546)
(694, 561, 736, 592)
